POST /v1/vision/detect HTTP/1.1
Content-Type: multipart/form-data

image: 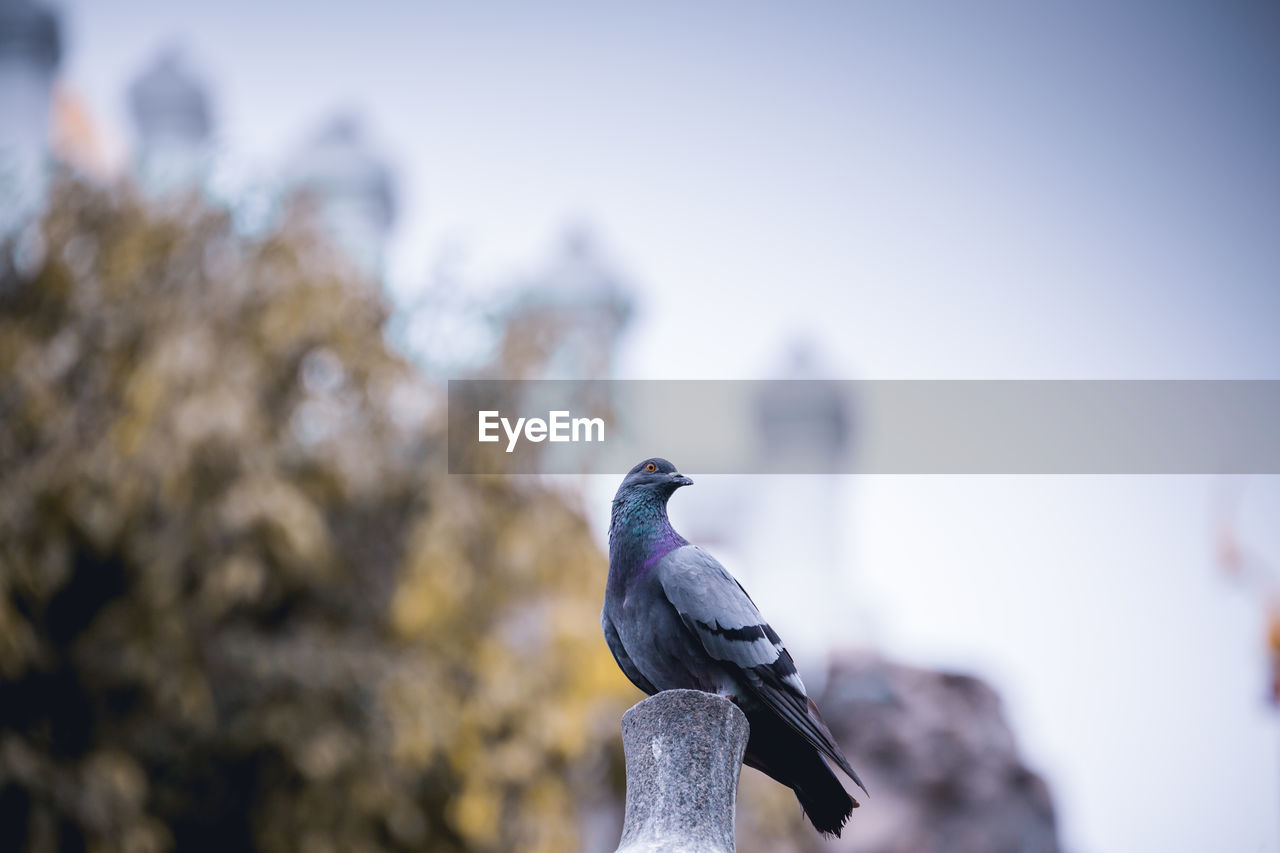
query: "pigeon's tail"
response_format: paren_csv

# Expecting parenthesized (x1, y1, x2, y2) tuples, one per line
(743, 710, 858, 838)
(791, 762, 857, 837)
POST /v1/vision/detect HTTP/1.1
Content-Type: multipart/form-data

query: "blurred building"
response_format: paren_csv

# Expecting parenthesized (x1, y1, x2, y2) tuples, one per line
(51, 88, 108, 179)
(743, 343, 865, 683)
(0, 0, 60, 235)
(286, 115, 396, 282)
(128, 51, 213, 197)
(513, 226, 633, 379)
(494, 227, 633, 477)
(126, 53, 397, 283)
(2, 3, 396, 289)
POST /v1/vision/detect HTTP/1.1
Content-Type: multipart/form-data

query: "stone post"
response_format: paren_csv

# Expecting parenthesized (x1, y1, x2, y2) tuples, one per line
(614, 689, 750, 853)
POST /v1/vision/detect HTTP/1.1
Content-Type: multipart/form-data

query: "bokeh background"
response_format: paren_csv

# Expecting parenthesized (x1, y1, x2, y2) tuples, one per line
(2, 1, 1279, 851)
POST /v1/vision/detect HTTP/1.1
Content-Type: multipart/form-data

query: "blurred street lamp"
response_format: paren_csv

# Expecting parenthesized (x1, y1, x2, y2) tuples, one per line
(0, 0, 61, 234)
(128, 50, 213, 198)
(285, 114, 396, 283)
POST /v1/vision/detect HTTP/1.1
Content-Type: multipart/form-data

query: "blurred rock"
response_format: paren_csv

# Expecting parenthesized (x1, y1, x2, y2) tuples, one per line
(812, 653, 1059, 853)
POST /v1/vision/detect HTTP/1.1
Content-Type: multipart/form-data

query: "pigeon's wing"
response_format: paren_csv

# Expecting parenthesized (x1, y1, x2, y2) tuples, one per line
(602, 608, 660, 695)
(656, 545, 867, 795)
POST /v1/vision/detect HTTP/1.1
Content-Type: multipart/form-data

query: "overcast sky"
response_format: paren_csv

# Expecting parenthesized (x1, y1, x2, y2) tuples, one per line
(56, 2, 1280, 850)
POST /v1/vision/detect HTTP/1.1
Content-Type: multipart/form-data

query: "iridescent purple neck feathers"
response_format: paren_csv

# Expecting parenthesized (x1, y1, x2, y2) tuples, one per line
(608, 484, 688, 584)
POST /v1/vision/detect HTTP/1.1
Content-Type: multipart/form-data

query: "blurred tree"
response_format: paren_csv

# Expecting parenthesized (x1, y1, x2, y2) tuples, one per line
(0, 179, 634, 853)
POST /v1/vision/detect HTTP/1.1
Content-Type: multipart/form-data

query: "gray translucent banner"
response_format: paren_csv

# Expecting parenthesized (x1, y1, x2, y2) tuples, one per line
(447, 380, 1280, 474)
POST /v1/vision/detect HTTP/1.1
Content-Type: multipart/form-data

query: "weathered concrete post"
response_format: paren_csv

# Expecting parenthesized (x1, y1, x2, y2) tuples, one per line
(614, 689, 750, 853)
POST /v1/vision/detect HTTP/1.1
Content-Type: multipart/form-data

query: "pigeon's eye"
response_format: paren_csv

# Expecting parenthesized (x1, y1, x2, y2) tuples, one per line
(645, 462, 657, 472)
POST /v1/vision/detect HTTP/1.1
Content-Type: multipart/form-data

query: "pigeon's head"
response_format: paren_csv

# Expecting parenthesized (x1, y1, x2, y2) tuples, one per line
(616, 457, 694, 502)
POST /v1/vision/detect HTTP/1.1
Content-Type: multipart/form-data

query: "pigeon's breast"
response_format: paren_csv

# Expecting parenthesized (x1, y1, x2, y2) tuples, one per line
(615, 569, 735, 695)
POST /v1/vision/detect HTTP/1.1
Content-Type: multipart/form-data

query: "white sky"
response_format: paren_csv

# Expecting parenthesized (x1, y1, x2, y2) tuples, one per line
(55, 1, 1280, 850)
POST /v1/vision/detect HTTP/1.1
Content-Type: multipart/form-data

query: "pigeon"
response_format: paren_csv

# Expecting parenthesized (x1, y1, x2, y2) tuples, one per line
(602, 457, 867, 837)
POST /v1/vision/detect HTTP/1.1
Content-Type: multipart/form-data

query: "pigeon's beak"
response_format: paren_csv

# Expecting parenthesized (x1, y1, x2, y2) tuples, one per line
(671, 473, 694, 488)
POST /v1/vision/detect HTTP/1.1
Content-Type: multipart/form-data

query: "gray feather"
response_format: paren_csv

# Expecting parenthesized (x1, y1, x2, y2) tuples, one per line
(656, 546, 786, 673)
(602, 610, 659, 695)
(656, 544, 867, 796)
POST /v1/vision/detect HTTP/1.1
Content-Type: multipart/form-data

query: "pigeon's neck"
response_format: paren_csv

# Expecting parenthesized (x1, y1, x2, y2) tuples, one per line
(609, 491, 687, 581)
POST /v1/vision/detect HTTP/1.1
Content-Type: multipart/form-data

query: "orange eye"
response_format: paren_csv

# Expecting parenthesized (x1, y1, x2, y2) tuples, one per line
(645, 462, 657, 472)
